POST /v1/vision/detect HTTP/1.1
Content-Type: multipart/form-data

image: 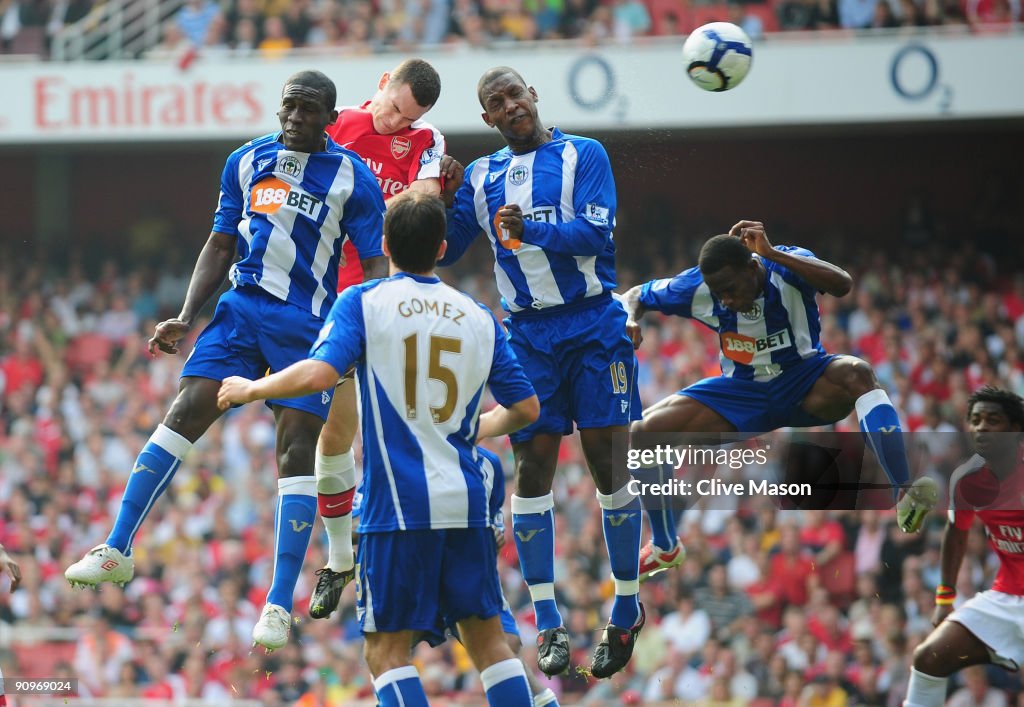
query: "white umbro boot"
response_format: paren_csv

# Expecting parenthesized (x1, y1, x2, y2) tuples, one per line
(65, 544, 135, 587)
(252, 603, 291, 651)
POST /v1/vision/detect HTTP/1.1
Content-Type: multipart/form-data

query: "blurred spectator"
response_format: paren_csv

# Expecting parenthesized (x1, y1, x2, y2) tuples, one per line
(947, 665, 1009, 707)
(176, 0, 221, 47)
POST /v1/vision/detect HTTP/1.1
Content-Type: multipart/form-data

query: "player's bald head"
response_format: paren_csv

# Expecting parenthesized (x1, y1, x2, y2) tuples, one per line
(477, 67, 528, 108)
(698, 234, 754, 276)
(283, 70, 336, 112)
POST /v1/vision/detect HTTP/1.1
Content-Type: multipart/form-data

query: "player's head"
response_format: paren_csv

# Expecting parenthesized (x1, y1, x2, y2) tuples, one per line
(383, 190, 447, 274)
(477, 67, 542, 147)
(698, 234, 760, 314)
(279, 71, 338, 152)
(370, 58, 441, 135)
(966, 385, 1024, 459)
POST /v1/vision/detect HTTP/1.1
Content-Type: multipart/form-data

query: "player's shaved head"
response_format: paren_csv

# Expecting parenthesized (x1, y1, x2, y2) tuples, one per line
(968, 386, 1024, 429)
(385, 191, 447, 274)
(477, 67, 528, 108)
(283, 70, 336, 112)
(698, 234, 754, 276)
(390, 58, 441, 109)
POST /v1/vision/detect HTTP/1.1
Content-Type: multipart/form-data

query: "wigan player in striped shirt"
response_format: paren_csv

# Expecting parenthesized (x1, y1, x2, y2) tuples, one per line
(65, 71, 388, 653)
(441, 67, 645, 679)
(623, 220, 936, 581)
(217, 191, 540, 707)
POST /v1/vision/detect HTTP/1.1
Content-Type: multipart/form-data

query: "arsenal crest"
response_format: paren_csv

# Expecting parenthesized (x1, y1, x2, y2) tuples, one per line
(391, 136, 412, 160)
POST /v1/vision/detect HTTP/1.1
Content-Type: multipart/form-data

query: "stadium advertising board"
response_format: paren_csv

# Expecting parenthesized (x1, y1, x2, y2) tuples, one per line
(1, 32, 1021, 143)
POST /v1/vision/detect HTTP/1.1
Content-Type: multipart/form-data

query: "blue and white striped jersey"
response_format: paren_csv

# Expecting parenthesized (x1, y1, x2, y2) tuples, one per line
(441, 128, 617, 315)
(311, 272, 535, 531)
(213, 133, 386, 320)
(640, 246, 826, 382)
(351, 447, 506, 530)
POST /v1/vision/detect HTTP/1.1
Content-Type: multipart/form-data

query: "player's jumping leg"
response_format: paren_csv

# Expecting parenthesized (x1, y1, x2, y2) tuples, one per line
(253, 406, 322, 651)
(310, 377, 358, 619)
(65, 378, 224, 588)
(629, 395, 738, 582)
(801, 356, 935, 532)
(580, 426, 645, 679)
(458, 615, 533, 706)
(511, 434, 567, 676)
(905, 619, 991, 706)
(504, 634, 559, 706)
(365, 631, 431, 707)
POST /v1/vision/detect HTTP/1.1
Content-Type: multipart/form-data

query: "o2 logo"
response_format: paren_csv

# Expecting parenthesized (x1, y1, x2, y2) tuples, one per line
(890, 45, 953, 114)
(567, 55, 629, 122)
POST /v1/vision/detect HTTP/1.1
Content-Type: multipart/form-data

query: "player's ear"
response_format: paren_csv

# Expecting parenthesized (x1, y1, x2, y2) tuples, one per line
(529, 86, 538, 102)
(378, 72, 390, 91)
(381, 235, 391, 258)
(436, 240, 448, 263)
(327, 109, 339, 126)
(481, 111, 494, 128)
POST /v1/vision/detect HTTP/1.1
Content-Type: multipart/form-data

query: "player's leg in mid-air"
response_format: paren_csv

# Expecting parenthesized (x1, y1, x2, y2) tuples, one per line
(798, 354, 936, 531)
(65, 376, 225, 587)
(904, 607, 996, 707)
(508, 299, 644, 679)
(308, 374, 359, 620)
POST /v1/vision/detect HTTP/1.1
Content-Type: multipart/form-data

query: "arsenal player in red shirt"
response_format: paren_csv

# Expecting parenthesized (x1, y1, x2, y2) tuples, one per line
(308, 59, 452, 620)
(905, 386, 1024, 706)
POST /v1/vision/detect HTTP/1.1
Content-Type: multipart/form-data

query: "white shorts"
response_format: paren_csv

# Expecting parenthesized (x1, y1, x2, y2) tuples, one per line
(948, 589, 1024, 670)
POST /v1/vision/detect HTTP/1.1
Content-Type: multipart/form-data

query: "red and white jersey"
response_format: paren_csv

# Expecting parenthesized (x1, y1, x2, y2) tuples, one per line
(949, 453, 1024, 595)
(326, 102, 445, 291)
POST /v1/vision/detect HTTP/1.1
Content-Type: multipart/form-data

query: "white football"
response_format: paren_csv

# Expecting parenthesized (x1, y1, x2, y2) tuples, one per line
(682, 22, 754, 92)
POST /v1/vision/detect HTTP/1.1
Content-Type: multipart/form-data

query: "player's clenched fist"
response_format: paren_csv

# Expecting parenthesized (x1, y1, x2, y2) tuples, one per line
(625, 318, 643, 350)
(148, 318, 191, 356)
(728, 220, 773, 258)
(218, 376, 257, 409)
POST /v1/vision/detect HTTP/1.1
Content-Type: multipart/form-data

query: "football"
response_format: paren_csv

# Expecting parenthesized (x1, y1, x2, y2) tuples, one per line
(681, 21, 754, 92)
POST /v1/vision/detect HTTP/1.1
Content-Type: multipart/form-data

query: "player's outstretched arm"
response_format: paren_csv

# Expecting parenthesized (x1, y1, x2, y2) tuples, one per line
(477, 395, 540, 440)
(621, 285, 647, 350)
(933, 522, 969, 626)
(0, 542, 21, 592)
(150, 231, 237, 356)
(730, 220, 852, 297)
(217, 360, 340, 409)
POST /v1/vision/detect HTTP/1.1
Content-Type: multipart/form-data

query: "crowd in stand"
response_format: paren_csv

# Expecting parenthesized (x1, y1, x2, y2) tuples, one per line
(0, 212, 1023, 705)
(1, 0, 1020, 59)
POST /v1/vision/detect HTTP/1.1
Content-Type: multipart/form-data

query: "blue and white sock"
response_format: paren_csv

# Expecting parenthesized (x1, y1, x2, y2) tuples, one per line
(511, 493, 561, 631)
(107, 425, 192, 555)
(631, 461, 678, 551)
(597, 485, 642, 629)
(373, 666, 429, 707)
(480, 658, 533, 707)
(266, 476, 317, 612)
(856, 389, 911, 500)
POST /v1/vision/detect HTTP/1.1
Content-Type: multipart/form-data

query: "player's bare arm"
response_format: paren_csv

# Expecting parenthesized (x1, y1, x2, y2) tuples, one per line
(149, 230, 237, 356)
(0, 542, 21, 592)
(934, 523, 969, 626)
(360, 255, 389, 281)
(729, 219, 852, 297)
(406, 178, 441, 197)
(477, 395, 541, 440)
(218, 359, 340, 409)
(621, 285, 647, 350)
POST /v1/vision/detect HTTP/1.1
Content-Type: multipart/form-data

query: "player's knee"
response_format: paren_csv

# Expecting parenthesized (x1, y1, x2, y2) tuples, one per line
(911, 639, 950, 677)
(839, 357, 879, 398)
(363, 637, 409, 676)
(277, 437, 317, 477)
(318, 423, 353, 456)
(505, 633, 523, 655)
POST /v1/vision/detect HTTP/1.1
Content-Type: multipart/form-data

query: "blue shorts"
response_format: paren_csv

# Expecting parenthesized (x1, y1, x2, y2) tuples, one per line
(355, 528, 504, 642)
(681, 353, 838, 433)
(182, 286, 333, 421)
(505, 295, 642, 443)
